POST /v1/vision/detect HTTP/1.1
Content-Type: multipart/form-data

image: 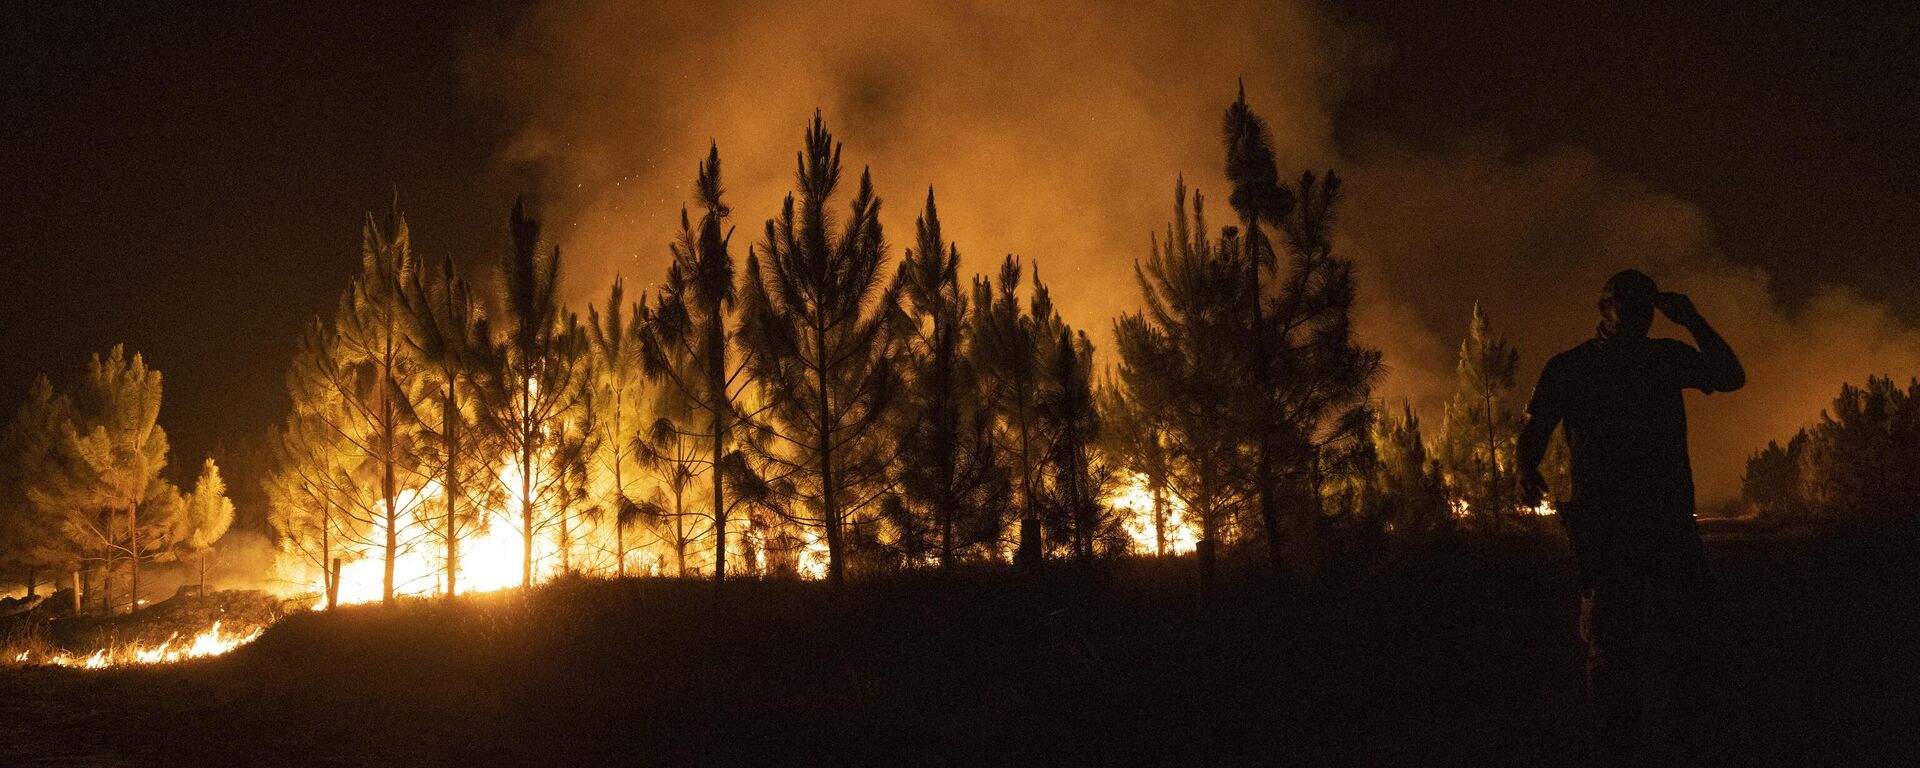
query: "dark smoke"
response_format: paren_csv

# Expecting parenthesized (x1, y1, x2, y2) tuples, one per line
(463, 0, 1920, 501)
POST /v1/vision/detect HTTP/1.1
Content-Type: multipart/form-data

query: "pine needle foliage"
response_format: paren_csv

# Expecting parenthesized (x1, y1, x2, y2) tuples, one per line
(738, 112, 903, 586)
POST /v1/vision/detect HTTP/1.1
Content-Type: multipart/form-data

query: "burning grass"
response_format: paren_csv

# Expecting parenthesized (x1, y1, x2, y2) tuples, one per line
(1, 589, 287, 669)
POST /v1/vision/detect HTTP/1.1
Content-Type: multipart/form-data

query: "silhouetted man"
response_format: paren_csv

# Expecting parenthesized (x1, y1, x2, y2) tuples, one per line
(1516, 269, 1744, 760)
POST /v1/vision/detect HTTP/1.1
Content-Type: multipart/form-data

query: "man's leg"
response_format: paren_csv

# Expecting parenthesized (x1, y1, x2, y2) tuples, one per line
(1656, 532, 1720, 758)
(1583, 578, 1647, 755)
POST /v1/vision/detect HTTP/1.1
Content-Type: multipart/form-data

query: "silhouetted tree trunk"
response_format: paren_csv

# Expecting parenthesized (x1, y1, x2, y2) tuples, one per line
(127, 503, 139, 612)
(675, 492, 688, 577)
(382, 347, 399, 605)
(814, 321, 843, 585)
(614, 452, 625, 577)
(709, 310, 729, 583)
(327, 557, 341, 610)
(445, 382, 459, 597)
(322, 508, 333, 609)
(520, 396, 533, 588)
(1016, 395, 1040, 567)
(1152, 465, 1168, 557)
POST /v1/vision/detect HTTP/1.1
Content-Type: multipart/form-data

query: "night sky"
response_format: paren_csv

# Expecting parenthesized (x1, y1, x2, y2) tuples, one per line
(1333, 0, 1919, 310)
(4, 0, 1915, 496)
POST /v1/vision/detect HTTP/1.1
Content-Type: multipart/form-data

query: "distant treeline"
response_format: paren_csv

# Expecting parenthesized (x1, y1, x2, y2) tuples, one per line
(1743, 376, 1920, 520)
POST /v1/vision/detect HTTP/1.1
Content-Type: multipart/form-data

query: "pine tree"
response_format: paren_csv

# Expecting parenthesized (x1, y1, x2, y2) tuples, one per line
(25, 347, 182, 614)
(891, 189, 1000, 567)
(638, 143, 757, 583)
(306, 211, 429, 605)
(1224, 89, 1381, 567)
(64, 347, 179, 613)
(398, 256, 491, 598)
(178, 458, 235, 595)
(1365, 403, 1449, 535)
(632, 389, 709, 577)
(0, 376, 71, 600)
(1097, 377, 1174, 556)
(549, 315, 599, 574)
(267, 323, 373, 609)
(1116, 179, 1256, 578)
(1438, 302, 1522, 529)
(0, 463, 39, 597)
(738, 113, 902, 586)
(1222, 83, 1297, 571)
(264, 419, 336, 609)
(474, 199, 585, 589)
(586, 279, 647, 576)
(1265, 178, 1380, 548)
(968, 256, 1064, 565)
(1037, 329, 1106, 560)
(627, 373, 777, 577)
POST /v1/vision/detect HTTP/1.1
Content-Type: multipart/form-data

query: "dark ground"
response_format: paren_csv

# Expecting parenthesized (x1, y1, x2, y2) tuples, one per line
(2, 523, 1915, 767)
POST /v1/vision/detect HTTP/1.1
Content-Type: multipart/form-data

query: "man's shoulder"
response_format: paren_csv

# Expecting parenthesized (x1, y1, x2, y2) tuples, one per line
(1557, 337, 1698, 363)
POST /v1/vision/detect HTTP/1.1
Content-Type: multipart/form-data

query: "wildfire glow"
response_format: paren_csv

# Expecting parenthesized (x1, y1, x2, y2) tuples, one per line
(1109, 472, 1199, 556)
(298, 436, 756, 604)
(795, 530, 831, 580)
(310, 458, 599, 607)
(1449, 498, 1558, 520)
(12, 620, 265, 669)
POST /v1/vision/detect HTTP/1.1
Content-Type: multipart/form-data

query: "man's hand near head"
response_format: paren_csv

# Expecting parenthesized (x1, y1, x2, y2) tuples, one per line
(1654, 291, 1702, 327)
(1656, 290, 1746, 392)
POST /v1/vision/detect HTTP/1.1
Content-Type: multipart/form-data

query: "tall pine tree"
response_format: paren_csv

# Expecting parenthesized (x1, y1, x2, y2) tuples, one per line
(891, 190, 1001, 567)
(1222, 83, 1297, 571)
(1438, 302, 1522, 528)
(586, 279, 647, 576)
(638, 144, 757, 582)
(1226, 88, 1381, 568)
(310, 211, 431, 605)
(475, 199, 585, 588)
(62, 347, 179, 613)
(1116, 180, 1256, 578)
(739, 112, 902, 586)
(1037, 329, 1105, 560)
(398, 256, 492, 597)
(968, 256, 1064, 565)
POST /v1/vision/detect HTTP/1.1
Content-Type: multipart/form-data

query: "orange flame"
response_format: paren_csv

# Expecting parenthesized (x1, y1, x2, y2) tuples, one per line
(11, 620, 264, 669)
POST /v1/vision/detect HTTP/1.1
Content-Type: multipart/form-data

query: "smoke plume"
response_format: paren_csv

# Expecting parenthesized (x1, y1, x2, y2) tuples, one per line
(463, 0, 1920, 501)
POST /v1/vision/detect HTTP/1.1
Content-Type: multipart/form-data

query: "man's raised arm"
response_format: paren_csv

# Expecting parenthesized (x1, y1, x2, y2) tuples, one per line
(1657, 292, 1745, 393)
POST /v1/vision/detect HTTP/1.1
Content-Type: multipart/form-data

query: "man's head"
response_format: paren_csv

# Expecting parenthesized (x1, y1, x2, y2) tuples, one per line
(1600, 269, 1658, 339)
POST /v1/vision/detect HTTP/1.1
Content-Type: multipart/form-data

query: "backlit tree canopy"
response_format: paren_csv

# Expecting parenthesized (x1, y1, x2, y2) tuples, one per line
(3, 90, 1728, 611)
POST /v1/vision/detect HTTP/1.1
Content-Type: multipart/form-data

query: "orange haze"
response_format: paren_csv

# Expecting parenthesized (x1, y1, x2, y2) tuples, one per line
(463, 0, 1920, 502)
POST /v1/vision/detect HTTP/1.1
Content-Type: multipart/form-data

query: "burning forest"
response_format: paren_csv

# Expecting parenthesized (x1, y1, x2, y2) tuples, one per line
(4, 2, 1919, 765)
